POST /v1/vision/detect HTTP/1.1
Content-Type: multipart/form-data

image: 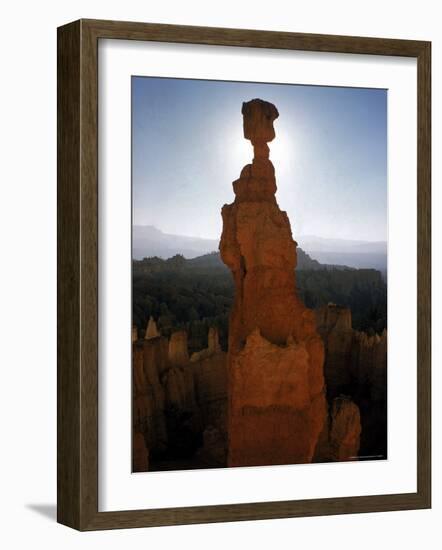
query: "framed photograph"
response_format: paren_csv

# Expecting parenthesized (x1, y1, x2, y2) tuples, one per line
(57, 19, 431, 530)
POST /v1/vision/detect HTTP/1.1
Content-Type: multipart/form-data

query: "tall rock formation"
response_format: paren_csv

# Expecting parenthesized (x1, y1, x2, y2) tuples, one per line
(168, 330, 190, 367)
(132, 337, 168, 455)
(315, 304, 355, 398)
(328, 396, 361, 461)
(191, 328, 228, 437)
(219, 98, 327, 467)
(162, 329, 202, 456)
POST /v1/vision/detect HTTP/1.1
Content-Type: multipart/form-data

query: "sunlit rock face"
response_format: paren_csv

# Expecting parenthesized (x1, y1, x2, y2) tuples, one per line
(145, 316, 160, 340)
(220, 99, 327, 467)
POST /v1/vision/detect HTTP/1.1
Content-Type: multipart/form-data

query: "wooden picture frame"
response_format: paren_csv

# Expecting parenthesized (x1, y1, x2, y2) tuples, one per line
(57, 18, 431, 530)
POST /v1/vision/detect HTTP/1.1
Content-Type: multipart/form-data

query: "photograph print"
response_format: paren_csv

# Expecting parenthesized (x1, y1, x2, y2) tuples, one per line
(131, 76, 387, 472)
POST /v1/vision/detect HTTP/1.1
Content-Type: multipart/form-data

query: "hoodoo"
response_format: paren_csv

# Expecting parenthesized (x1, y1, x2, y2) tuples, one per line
(220, 99, 327, 466)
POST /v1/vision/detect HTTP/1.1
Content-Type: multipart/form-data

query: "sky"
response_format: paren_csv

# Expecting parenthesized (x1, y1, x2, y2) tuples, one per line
(132, 76, 387, 242)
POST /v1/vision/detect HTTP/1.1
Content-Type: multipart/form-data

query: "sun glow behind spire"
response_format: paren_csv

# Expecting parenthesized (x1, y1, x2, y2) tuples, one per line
(132, 77, 387, 242)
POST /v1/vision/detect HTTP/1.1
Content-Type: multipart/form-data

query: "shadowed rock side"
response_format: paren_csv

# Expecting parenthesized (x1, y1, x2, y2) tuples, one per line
(132, 335, 168, 457)
(316, 303, 387, 459)
(314, 395, 361, 462)
(219, 99, 327, 467)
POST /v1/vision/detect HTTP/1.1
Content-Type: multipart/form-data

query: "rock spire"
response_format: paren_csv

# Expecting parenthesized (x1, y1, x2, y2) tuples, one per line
(144, 316, 160, 340)
(220, 98, 327, 466)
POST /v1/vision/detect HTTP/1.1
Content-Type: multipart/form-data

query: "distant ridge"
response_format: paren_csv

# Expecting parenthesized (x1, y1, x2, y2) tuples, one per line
(298, 235, 387, 272)
(133, 250, 350, 273)
(133, 225, 218, 260)
(133, 225, 386, 271)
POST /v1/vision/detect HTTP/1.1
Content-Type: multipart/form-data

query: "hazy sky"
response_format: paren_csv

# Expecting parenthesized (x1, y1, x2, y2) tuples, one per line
(132, 76, 387, 242)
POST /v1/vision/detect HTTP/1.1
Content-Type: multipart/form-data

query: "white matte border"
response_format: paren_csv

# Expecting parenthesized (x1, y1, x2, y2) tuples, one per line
(98, 39, 417, 512)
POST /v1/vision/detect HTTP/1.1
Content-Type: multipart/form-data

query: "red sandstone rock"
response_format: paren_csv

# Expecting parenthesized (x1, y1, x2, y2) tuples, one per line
(191, 351, 227, 433)
(163, 331, 202, 435)
(315, 303, 387, 459)
(313, 395, 361, 462)
(190, 327, 222, 363)
(231, 329, 311, 410)
(208, 327, 222, 354)
(145, 316, 160, 340)
(315, 304, 387, 403)
(132, 338, 168, 456)
(220, 99, 326, 467)
(329, 396, 361, 461)
(168, 330, 189, 367)
(242, 98, 279, 159)
(163, 366, 196, 411)
(316, 304, 355, 398)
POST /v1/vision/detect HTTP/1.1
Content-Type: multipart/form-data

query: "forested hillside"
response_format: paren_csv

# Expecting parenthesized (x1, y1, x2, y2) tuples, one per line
(132, 252, 387, 353)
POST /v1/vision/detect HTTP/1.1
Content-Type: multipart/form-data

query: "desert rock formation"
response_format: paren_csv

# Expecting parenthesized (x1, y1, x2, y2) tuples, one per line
(132, 322, 227, 469)
(191, 328, 227, 441)
(329, 396, 361, 461)
(314, 395, 361, 462)
(316, 303, 387, 458)
(145, 316, 160, 339)
(190, 327, 222, 362)
(132, 337, 168, 455)
(219, 98, 327, 466)
(168, 330, 190, 367)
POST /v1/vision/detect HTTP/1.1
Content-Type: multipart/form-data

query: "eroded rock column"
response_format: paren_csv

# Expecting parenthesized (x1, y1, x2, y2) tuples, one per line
(220, 98, 327, 467)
